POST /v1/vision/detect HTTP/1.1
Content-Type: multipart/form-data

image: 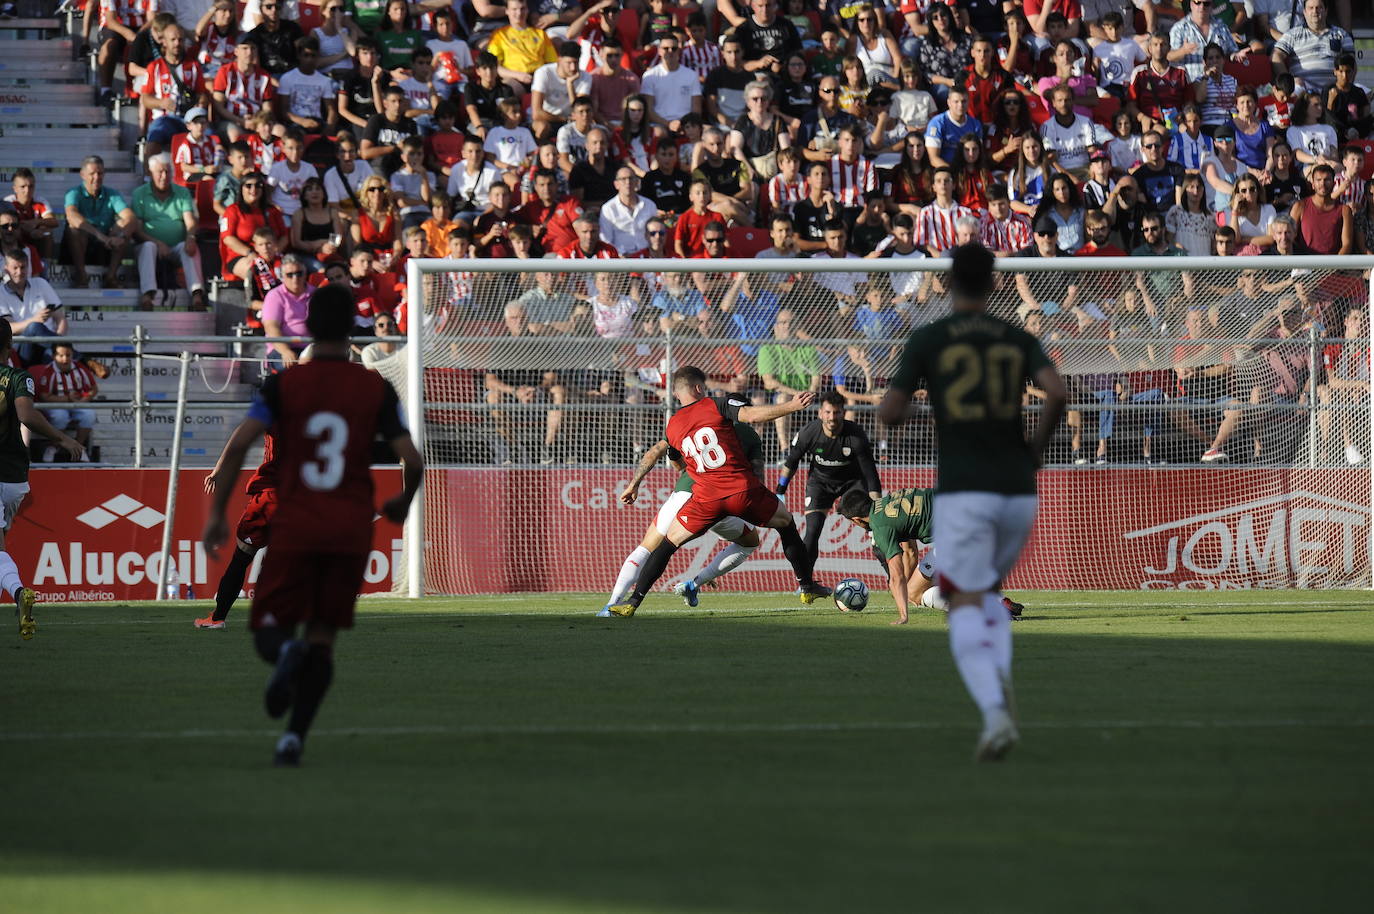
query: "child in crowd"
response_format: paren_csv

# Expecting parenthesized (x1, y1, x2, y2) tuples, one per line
(174, 107, 224, 184)
(391, 137, 436, 230)
(267, 131, 316, 225)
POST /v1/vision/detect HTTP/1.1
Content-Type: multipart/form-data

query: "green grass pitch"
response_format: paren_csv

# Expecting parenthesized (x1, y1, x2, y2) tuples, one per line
(2, 590, 1372, 914)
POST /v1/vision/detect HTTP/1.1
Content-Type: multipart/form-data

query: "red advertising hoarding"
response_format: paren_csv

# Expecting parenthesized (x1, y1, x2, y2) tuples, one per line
(422, 468, 1371, 594)
(12, 468, 405, 603)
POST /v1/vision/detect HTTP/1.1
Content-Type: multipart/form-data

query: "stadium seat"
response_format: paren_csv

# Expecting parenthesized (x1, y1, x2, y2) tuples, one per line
(1357, 140, 1374, 180)
(726, 226, 770, 257)
(1224, 56, 1273, 88)
(193, 179, 218, 234)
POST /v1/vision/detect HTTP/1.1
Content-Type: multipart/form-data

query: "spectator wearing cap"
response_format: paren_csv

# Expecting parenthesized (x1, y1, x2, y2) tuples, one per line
(1014, 215, 1080, 321)
(130, 154, 206, 311)
(245, 0, 305, 76)
(532, 41, 593, 142)
(488, 0, 558, 93)
(1272, 0, 1353, 96)
(1168, 0, 1242, 83)
(173, 108, 225, 184)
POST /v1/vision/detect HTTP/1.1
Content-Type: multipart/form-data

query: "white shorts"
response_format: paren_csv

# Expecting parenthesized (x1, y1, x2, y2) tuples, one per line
(918, 545, 936, 582)
(0, 481, 29, 532)
(932, 492, 1038, 595)
(655, 489, 750, 541)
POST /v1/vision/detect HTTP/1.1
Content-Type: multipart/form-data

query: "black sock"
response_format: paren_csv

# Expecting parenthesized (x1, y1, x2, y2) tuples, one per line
(778, 522, 815, 585)
(253, 626, 288, 665)
(803, 511, 826, 569)
(629, 540, 678, 605)
(212, 547, 256, 622)
(287, 643, 334, 741)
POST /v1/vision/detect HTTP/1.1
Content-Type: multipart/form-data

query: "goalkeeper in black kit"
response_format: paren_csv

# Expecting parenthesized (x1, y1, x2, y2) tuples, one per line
(777, 391, 883, 568)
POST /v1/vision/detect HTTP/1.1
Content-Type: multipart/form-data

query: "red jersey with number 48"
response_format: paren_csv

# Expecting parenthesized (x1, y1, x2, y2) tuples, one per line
(247, 359, 407, 554)
(665, 396, 754, 498)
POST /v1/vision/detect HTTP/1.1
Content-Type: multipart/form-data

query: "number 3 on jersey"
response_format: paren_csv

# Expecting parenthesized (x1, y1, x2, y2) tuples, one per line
(302, 411, 349, 491)
(681, 427, 727, 472)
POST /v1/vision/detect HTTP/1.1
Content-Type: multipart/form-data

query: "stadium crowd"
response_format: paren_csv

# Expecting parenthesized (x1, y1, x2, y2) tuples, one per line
(8, 0, 1373, 466)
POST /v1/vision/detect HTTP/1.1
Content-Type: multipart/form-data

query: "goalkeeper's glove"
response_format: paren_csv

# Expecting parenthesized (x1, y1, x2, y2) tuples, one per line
(776, 474, 790, 496)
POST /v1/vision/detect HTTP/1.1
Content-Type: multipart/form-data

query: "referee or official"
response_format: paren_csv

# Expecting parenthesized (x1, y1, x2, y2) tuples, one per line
(777, 390, 882, 568)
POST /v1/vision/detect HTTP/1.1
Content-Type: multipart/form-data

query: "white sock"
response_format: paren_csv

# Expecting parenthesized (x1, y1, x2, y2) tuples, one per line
(947, 605, 1005, 717)
(983, 592, 1013, 681)
(696, 543, 755, 586)
(920, 587, 947, 610)
(609, 546, 650, 604)
(0, 551, 23, 599)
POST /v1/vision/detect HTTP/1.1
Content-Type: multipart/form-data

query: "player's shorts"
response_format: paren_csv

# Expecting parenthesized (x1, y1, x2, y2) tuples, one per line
(803, 478, 866, 514)
(675, 483, 780, 537)
(0, 481, 29, 533)
(656, 490, 751, 541)
(250, 549, 369, 632)
(235, 489, 278, 551)
(932, 492, 1037, 596)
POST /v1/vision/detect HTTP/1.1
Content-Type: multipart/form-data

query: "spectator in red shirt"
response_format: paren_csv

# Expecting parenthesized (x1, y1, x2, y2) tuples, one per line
(673, 179, 717, 258)
(1129, 30, 1190, 131)
(962, 36, 1016, 125)
(219, 172, 289, 281)
(514, 167, 582, 253)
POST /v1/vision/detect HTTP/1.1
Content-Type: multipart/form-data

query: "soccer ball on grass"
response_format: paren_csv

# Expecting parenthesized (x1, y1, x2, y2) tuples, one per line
(833, 578, 869, 612)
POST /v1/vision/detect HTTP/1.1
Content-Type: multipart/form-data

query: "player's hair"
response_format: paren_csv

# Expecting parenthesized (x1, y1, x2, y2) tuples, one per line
(306, 283, 356, 342)
(820, 390, 846, 411)
(672, 366, 708, 390)
(838, 489, 874, 522)
(949, 242, 996, 302)
(0, 320, 14, 356)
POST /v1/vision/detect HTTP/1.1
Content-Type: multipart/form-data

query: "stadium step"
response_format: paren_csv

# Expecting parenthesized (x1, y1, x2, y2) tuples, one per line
(2, 146, 125, 169)
(0, 59, 88, 81)
(0, 37, 71, 57)
(34, 168, 139, 205)
(0, 83, 97, 105)
(0, 125, 119, 144)
(0, 18, 63, 35)
(75, 404, 245, 465)
(64, 305, 225, 356)
(93, 354, 256, 404)
(0, 104, 109, 126)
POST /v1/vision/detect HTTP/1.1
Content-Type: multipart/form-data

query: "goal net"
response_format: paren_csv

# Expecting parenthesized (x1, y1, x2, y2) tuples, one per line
(376, 255, 1374, 597)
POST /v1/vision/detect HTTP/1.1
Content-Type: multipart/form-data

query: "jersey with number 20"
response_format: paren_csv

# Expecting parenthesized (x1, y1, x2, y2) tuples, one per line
(248, 358, 407, 555)
(665, 396, 755, 499)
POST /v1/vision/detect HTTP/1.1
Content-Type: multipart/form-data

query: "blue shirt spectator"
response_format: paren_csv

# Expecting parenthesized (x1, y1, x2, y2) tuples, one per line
(924, 100, 983, 166)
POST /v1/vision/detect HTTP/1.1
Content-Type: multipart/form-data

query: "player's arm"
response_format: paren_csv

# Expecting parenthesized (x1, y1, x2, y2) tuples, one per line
(375, 381, 424, 523)
(15, 396, 83, 459)
(731, 391, 815, 424)
(849, 425, 882, 499)
(776, 425, 811, 495)
(1028, 363, 1067, 465)
(619, 439, 670, 504)
(885, 550, 911, 625)
(203, 416, 269, 558)
(878, 386, 914, 427)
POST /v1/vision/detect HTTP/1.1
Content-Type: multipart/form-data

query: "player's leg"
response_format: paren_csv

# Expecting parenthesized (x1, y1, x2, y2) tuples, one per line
(801, 482, 840, 569)
(197, 543, 258, 629)
(762, 494, 829, 601)
(0, 483, 36, 639)
(934, 492, 1017, 761)
(604, 492, 687, 613)
(693, 522, 759, 587)
(608, 517, 700, 616)
(277, 620, 339, 766)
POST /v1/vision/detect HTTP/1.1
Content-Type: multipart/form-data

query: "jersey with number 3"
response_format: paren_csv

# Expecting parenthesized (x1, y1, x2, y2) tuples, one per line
(248, 358, 407, 554)
(891, 312, 1050, 495)
(665, 396, 755, 499)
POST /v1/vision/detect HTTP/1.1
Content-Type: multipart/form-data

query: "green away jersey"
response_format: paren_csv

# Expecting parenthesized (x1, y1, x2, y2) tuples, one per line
(0, 365, 35, 484)
(891, 311, 1051, 495)
(869, 487, 935, 560)
(673, 422, 764, 493)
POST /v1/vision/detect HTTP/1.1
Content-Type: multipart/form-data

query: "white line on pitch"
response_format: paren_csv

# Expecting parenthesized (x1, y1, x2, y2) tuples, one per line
(3, 718, 1370, 743)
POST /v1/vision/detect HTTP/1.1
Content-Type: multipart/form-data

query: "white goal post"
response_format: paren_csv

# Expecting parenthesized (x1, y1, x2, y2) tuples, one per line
(389, 254, 1374, 598)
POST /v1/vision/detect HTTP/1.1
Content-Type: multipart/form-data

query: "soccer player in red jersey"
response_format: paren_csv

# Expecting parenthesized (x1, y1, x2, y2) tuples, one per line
(203, 285, 424, 766)
(607, 366, 830, 617)
(194, 433, 278, 631)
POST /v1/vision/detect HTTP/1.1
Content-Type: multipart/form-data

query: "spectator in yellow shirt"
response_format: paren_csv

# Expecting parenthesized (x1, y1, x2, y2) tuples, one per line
(488, 0, 557, 93)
